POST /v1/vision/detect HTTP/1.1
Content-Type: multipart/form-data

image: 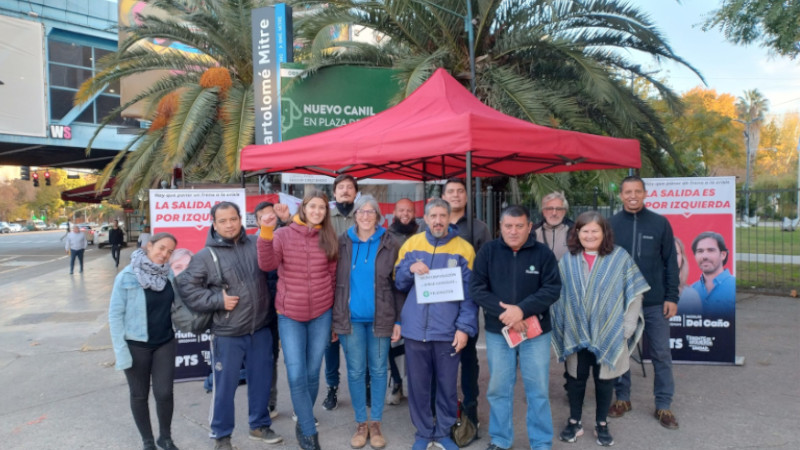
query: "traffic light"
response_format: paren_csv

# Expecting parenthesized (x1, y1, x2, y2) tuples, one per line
(44, 171, 51, 186)
(20, 166, 30, 181)
(33, 172, 39, 187)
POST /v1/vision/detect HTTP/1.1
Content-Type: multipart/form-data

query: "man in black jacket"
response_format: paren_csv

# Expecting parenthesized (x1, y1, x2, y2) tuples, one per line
(471, 205, 561, 450)
(109, 220, 125, 267)
(176, 202, 282, 449)
(608, 176, 680, 430)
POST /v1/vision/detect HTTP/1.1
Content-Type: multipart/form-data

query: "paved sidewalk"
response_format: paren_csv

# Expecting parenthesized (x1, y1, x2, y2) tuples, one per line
(0, 246, 798, 449)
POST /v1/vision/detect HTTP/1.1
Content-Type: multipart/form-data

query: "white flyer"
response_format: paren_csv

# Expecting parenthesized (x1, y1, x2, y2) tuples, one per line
(414, 267, 464, 304)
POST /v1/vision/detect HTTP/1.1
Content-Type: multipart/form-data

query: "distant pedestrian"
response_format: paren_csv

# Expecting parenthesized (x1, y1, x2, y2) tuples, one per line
(65, 225, 87, 274)
(110, 219, 125, 267)
(108, 232, 181, 450)
(138, 226, 151, 249)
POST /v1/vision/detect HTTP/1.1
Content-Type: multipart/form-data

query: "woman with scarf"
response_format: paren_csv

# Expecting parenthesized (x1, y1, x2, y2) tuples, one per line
(550, 212, 649, 447)
(331, 195, 403, 449)
(109, 233, 180, 450)
(257, 190, 338, 450)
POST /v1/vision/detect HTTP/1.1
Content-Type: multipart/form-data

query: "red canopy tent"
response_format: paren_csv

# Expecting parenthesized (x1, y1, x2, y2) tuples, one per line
(240, 68, 640, 179)
(60, 178, 115, 204)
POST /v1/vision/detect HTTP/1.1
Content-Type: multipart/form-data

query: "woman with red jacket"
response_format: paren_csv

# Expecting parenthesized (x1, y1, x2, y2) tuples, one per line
(257, 190, 338, 450)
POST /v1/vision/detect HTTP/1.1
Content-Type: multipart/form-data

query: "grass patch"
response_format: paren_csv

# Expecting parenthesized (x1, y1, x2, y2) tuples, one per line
(736, 261, 800, 291)
(736, 226, 800, 255)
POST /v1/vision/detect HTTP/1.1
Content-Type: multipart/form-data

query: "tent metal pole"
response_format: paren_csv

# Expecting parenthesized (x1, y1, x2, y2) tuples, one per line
(466, 151, 473, 240)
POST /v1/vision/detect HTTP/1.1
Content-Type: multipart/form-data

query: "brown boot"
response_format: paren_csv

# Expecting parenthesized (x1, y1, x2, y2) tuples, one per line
(350, 422, 369, 449)
(368, 421, 386, 449)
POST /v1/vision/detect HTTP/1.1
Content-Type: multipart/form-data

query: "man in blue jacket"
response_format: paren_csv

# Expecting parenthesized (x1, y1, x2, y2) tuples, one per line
(471, 205, 561, 450)
(395, 198, 478, 450)
(608, 176, 680, 430)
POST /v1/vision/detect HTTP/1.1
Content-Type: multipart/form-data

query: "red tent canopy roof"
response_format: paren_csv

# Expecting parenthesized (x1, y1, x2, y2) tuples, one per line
(60, 178, 115, 204)
(241, 68, 640, 180)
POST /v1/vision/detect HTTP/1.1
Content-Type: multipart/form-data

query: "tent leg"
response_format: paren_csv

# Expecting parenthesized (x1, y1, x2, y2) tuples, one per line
(466, 152, 473, 240)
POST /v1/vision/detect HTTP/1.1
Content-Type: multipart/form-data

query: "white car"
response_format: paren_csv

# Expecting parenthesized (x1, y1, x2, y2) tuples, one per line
(78, 224, 95, 244)
(0, 221, 11, 233)
(9, 223, 23, 233)
(96, 225, 127, 248)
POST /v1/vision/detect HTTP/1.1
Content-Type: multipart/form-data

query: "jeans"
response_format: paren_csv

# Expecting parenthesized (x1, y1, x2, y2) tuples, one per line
(613, 304, 675, 410)
(111, 244, 121, 266)
(405, 339, 460, 441)
(340, 322, 390, 423)
(124, 339, 176, 442)
(485, 331, 552, 450)
(324, 339, 341, 387)
(460, 331, 480, 424)
(278, 310, 331, 436)
(566, 349, 614, 424)
(69, 249, 84, 273)
(209, 327, 273, 438)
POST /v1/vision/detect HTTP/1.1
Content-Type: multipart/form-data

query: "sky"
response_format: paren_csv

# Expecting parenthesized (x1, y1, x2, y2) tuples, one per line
(626, 0, 800, 116)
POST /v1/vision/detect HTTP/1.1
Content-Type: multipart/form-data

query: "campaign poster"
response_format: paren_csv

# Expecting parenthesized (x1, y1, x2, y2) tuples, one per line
(150, 189, 246, 380)
(643, 177, 736, 364)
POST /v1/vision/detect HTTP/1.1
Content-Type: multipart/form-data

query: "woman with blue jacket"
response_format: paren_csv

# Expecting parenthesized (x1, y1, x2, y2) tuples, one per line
(332, 195, 404, 449)
(109, 232, 180, 450)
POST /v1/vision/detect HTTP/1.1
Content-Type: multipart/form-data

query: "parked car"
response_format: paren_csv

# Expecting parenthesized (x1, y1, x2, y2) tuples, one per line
(79, 224, 95, 245)
(9, 223, 24, 233)
(0, 221, 11, 233)
(59, 222, 69, 230)
(96, 224, 127, 248)
(31, 220, 47, 231)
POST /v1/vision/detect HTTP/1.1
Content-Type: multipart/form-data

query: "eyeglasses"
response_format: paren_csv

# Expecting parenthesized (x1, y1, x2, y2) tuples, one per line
(356, 209, 378, 216)
(543, 207, 567, 212)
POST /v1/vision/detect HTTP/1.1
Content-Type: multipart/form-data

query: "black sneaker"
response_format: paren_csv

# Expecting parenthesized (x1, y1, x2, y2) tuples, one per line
(249, 426, 283, 444)
(559, 419, 584, 443)
(486, 443, 509, 450)
(143, 439, 156, 450)
(214, 436, 233, 450)
(156, 436, 179, 450)
(595, 422, 614, 446)
(322, 385, 338, 410)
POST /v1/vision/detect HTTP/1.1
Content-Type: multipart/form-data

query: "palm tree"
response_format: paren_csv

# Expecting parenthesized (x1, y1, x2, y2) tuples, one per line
(735, 89, 769, 189)
(290, 0, 704, 179)
(77, 0, 267, 202)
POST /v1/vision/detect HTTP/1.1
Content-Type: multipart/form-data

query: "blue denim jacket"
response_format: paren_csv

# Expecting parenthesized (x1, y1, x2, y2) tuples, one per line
(108, 265, 175, 370)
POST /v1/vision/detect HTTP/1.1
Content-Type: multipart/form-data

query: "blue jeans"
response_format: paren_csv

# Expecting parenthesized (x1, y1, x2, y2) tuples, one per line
(69, 249, 84, 273)
(209, 327, 272, 438)
(613, 304, 674, 410)
(340, 322, 390, 423)
(485, 331, 552, 450)
(278, 310, 331, 436)
(324, 339, 341, 387)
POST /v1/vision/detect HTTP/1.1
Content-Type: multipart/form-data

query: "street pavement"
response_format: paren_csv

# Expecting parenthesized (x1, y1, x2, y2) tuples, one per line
(0, 245, 798, 449)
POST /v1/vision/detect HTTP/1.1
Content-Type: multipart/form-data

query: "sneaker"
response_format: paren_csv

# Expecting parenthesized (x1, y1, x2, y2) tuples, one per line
(322, 385, 338, 410)
(214, 436, 233, 450)
(387, 381, 403, 405)
(486, 443, 509, 450)
(350, 422, 369, 449)
(595, 422, 614, 446)
(559, 419, 584, 443)
(156, 436, 179, 450)
(249, 426, 283, 444)
(369, 421, 386, 449)
(607, 400, 632, 418)
(435, 437, 459, 450)
(655, 409, 679, 429)
(143, 439, 156, 450)
(292, 412, 319, 426)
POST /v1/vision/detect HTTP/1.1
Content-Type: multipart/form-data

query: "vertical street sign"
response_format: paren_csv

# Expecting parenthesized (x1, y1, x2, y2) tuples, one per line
(251, 4, 293, 146)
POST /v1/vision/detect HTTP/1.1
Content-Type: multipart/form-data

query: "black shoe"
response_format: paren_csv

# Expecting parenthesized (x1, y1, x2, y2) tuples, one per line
(559, 419, 584, 443)
(595, 422, 614, 446)
(298, 432, 321, 450)
(156, 436, 179, 450)
(214, 436, 233, 450)
(486, 444, 509, 450)
(322, 385, 338, 410)
(143, 439, 156, 450)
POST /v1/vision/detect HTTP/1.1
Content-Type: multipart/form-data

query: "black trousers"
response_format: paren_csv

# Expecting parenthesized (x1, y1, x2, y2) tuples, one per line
(111, 244, 122, 266)
(566, 349, 614, 424)
(124, 339, 176, 442)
